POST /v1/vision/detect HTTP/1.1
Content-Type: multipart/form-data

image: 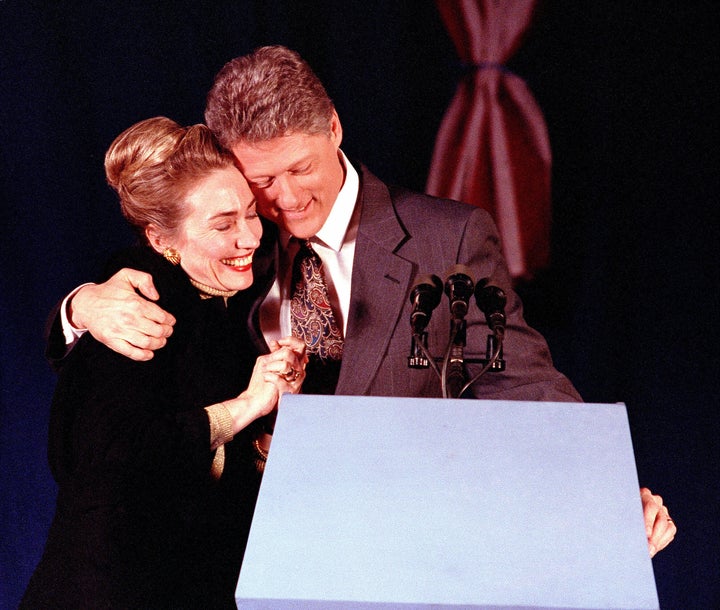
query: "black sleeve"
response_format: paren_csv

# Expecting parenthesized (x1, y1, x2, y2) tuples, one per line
(48, 333, 214, 490)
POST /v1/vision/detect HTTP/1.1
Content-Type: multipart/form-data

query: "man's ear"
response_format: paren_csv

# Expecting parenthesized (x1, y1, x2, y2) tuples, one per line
(329, 109, 343, 148)
(145, 224, 168, 255)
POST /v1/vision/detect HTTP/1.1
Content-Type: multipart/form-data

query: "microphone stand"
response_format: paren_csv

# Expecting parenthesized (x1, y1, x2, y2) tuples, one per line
(410, 325, 504, 396)
(407, 273, 507, 397)
(441, 318, 467, 399)
(459, 331, 505, 396)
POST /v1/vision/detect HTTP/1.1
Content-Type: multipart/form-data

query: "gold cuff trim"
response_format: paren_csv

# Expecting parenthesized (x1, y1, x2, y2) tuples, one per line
(205, 402, 234, 450)
(210, 445, 225, 480)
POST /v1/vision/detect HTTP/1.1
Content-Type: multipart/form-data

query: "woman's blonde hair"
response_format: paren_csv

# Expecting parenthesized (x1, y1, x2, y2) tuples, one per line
(104, 116, 235, 241)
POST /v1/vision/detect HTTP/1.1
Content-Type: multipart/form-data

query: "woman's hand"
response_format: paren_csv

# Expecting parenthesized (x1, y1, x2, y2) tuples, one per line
(268, 336, 308, 393)
(223, 337, 307, 433)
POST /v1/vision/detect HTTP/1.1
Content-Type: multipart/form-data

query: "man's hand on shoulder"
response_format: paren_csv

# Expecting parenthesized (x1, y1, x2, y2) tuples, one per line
(69, 268, 176, 361)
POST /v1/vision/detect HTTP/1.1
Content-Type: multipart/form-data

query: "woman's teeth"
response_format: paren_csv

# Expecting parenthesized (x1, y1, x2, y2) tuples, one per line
(221, 255, 253, 267)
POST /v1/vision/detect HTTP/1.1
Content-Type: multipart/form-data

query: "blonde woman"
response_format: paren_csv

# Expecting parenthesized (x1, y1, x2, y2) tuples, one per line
(22, 117, 306, 609)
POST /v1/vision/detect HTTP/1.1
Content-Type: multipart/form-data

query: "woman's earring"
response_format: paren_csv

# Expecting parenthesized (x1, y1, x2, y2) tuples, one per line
(163, 247, 181, 265)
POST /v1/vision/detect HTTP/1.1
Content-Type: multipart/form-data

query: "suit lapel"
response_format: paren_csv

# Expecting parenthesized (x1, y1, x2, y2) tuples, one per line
(336, 166, 414, 395)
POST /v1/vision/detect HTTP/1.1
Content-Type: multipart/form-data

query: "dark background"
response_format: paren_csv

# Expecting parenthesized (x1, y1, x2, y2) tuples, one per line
(1, 2, 717, 608)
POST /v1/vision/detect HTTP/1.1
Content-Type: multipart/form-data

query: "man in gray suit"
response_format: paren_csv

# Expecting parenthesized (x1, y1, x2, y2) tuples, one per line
(59, 46, 675, 555)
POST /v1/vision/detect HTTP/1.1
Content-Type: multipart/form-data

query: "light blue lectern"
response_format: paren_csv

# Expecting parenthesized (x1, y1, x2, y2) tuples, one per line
(236, 396, 658, 609)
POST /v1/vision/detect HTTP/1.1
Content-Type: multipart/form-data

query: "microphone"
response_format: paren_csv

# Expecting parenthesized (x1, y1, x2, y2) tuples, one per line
(475, 279, 507, 337)
(409, 274, 443, 334)
(444, 265, 475, 320)
(441, 266, 474, 397)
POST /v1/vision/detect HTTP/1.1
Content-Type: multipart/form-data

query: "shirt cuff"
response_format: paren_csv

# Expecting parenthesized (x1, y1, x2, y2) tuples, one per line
(60, 283, 94, 345)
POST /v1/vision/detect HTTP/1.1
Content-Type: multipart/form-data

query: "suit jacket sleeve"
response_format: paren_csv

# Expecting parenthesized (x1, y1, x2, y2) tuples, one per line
(456, 206, 582, 402)
(338, 166, 581, 402)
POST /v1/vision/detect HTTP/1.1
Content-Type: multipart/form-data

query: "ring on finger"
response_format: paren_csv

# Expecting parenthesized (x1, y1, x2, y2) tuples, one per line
(280, 367, 300, 382)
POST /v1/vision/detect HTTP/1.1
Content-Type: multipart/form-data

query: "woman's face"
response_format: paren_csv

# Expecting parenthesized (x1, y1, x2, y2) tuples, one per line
(172, 166, 262, 292)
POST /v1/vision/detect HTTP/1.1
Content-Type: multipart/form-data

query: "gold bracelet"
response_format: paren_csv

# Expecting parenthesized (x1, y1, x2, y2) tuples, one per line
(253, 438, 269, 461)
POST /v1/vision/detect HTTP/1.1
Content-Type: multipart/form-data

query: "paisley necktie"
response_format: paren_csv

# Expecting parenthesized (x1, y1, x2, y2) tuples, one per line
(290, 239, 344, 360)
(289, 239, 344, 394)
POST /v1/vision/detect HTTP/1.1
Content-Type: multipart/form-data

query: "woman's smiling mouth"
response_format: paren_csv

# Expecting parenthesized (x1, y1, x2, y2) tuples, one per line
(221, 254, 253, 271)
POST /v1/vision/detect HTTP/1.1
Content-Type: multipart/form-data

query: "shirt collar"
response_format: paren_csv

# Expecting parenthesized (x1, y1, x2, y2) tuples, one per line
(280, 150, 359, 251)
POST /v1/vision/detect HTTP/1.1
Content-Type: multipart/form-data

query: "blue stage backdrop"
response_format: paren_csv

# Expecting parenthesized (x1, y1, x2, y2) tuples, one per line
(1, 2, 717, 608)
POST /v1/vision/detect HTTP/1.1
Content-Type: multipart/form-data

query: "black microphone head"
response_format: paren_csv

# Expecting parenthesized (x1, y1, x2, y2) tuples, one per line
(444, 265, 475, 318)
(474, 279, 507, 332)
(474, 279, 507, 311)
(410, 274, 443, 307)
(409, 274, 443, 332)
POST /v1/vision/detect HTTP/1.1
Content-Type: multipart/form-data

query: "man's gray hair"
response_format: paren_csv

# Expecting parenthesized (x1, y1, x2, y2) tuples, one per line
(205, 45, 335, 149)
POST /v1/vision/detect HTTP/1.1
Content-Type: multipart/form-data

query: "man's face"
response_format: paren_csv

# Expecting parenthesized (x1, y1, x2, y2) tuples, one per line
(231, 112, 345, 239)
